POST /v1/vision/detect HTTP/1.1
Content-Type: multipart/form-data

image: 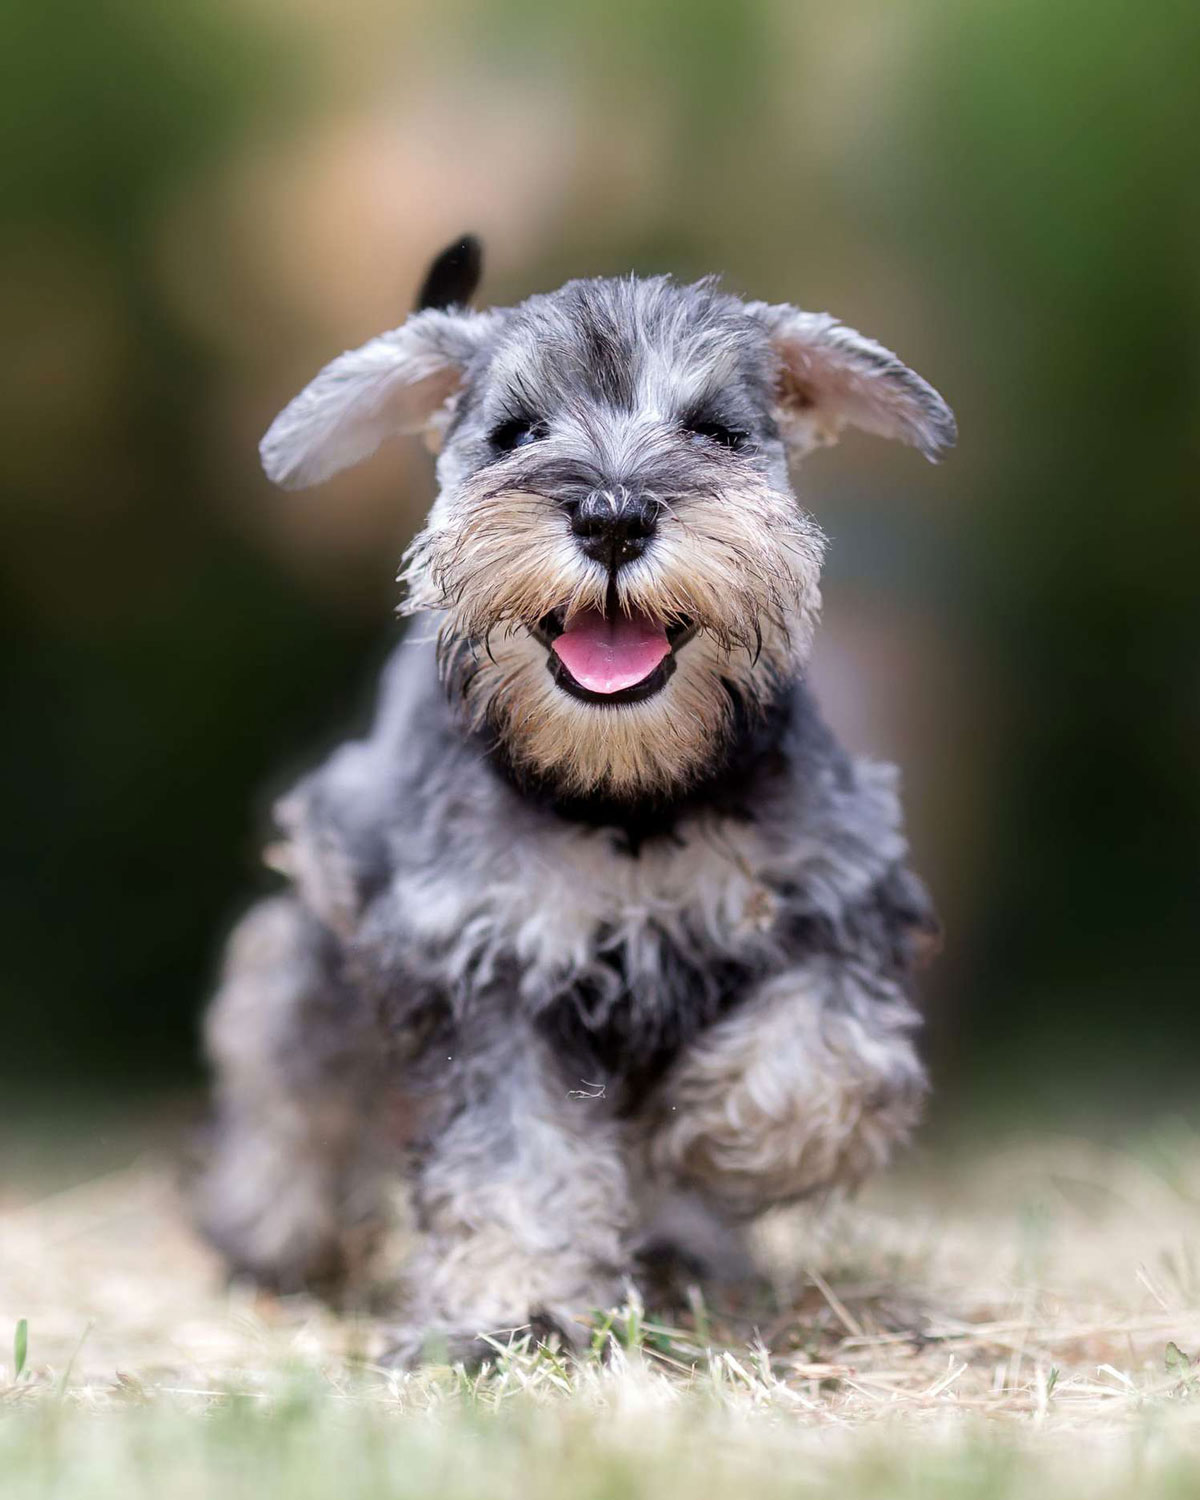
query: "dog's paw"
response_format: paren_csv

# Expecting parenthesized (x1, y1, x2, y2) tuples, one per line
(380, 1310, 581, 1370)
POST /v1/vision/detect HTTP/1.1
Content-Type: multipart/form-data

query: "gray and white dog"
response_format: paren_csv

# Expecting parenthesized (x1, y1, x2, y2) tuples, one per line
(196, 237, 955, 1361)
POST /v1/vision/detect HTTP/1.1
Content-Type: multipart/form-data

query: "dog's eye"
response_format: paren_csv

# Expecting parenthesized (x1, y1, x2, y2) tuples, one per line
(684, 418, 749, 452)
(490, 417, 545, 452)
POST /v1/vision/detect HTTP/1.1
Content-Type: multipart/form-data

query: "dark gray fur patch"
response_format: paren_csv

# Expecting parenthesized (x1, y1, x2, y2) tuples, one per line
(448, 276, 778, 459)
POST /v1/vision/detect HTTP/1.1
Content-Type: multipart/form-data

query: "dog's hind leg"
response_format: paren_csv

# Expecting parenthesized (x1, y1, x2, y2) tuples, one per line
(389, 1014, 631, 1365)
(642, 961, 926, 1219)
(194, 895, 386, 1296)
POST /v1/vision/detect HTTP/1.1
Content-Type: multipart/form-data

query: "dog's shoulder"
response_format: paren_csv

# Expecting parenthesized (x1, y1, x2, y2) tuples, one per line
(265, 632, 472, 936)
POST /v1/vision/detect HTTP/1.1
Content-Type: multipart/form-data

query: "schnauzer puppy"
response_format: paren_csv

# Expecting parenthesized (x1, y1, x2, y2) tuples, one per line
(196, 237, 955, 1360)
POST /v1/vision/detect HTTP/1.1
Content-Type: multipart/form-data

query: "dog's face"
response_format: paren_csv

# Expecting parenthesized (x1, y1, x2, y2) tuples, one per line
(262, 258, 953, 799)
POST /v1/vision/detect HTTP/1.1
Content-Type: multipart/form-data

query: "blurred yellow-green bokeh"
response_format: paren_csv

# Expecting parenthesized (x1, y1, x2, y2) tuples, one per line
(2, 0, 1197, 1123)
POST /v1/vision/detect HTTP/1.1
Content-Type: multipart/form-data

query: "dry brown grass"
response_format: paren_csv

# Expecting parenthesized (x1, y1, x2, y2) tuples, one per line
(4, 1107, 1200, 1497)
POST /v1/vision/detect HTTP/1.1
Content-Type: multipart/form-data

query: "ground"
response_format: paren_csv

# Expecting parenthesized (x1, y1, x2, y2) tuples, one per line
(4, 1103, 1200, 1498)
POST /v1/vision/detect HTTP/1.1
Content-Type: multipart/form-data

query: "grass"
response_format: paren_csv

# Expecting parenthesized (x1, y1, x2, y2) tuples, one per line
(4, 1109, 1200, 1498)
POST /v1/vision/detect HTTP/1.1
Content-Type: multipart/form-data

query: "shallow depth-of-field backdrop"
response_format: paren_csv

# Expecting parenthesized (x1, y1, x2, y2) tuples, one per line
(3, 4, 1200, 1495)
(4, 0, 1198, 1123)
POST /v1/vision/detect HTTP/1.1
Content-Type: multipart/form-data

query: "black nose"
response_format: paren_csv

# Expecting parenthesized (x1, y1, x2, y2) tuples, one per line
(570, 487, 658, 569)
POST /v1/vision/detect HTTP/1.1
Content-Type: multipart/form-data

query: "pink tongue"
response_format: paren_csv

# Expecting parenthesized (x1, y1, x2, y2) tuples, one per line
(552, 607, 671, 694)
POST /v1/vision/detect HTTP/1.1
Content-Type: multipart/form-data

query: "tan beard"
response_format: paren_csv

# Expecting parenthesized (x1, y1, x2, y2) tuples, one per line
(401, 469, 824, 797)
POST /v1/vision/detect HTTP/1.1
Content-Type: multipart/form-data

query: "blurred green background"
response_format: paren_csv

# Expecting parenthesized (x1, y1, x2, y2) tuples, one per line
(2, 0, 1197, 1124)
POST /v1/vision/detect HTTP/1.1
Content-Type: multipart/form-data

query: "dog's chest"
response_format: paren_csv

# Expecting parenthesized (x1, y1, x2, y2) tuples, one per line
(399, 813, 781, 1003)
(489, 818, 783, 1101)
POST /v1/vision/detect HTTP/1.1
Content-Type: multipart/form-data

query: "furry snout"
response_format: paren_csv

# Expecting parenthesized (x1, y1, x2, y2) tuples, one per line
(400, 459, 825, 796)
(567, 486, 660, 570)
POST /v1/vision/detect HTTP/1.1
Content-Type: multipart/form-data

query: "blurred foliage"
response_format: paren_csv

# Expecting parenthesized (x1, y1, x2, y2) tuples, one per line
(0, 0, 380, 1079)
(0, 0, 1196, 1106)
(895, 0, 1200, 1101)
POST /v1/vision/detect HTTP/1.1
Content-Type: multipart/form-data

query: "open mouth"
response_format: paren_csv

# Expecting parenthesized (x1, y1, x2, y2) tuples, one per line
(532, 604, 695, 705)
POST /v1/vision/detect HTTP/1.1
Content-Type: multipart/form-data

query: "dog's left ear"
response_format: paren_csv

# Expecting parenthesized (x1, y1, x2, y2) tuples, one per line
(749, 304, 956, 462)
(260, 306, 501, 489)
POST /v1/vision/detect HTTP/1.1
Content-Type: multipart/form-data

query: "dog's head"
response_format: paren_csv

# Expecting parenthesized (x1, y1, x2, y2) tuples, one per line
(262, 239, 954, 800)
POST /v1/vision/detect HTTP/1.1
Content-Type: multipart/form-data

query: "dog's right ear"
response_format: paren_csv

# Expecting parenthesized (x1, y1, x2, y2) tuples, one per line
(747, 302, 956, 463)
(260, 303, 499, 489)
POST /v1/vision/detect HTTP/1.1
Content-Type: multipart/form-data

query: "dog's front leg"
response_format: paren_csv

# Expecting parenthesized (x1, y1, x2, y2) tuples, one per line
(644, 960, 927, 1217)
(389, 1014, 631, 1364)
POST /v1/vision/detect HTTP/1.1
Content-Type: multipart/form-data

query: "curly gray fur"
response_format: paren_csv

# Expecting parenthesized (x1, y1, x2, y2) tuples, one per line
(197, 247, 952, 1360)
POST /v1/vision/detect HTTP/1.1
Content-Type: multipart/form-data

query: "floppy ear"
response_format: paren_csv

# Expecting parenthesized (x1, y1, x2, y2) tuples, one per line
(259, 306, 500, 489)
(749, 303, 956, 462)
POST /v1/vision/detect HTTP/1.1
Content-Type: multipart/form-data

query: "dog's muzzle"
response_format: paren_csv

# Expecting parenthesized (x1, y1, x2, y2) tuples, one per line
(568, 487, 659, 572)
